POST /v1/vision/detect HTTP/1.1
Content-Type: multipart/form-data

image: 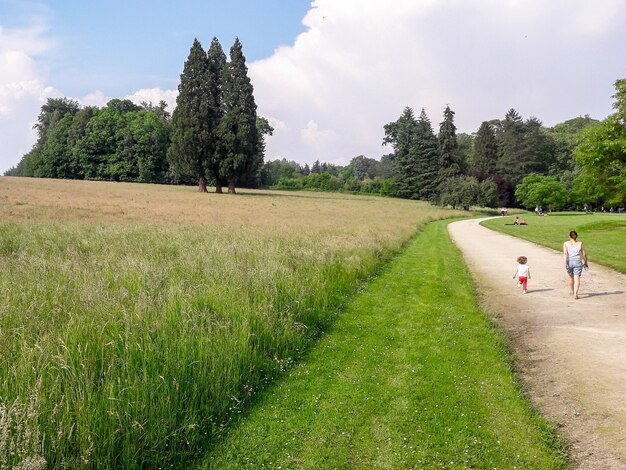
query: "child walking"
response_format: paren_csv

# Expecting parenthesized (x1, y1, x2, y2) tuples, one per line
(513, 256, 531, 294)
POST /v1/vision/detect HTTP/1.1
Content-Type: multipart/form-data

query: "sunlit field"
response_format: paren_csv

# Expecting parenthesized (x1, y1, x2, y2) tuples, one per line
(0, 177, 464, 468)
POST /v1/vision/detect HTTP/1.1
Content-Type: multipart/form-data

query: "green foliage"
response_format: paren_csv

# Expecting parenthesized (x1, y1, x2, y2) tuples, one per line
(515, 174, 568, 210)
(126, 111, 171, 183)
(437, 176, 499, 210)
(350, 155, 382, 180)
(471, 121, 498, 180)
(168, 38, 213, 191)
(33, 97, 81, 149)
(217, 38, 261, 193)
(260, 158, 301, 187)
(205, 37, 228, 191)
(545, 115, 598, 175)
(574, 79, 626, 206)
(9, 101, 170, 183)
(383, 107, 439, 200)
(437, 105, 465, 181)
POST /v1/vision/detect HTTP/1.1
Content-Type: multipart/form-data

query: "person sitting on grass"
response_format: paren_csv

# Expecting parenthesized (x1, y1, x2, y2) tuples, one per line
(513, 216, 520, 225)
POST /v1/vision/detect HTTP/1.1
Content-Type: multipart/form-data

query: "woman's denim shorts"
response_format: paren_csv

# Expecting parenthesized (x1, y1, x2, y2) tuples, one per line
(567, 260, 583, 276)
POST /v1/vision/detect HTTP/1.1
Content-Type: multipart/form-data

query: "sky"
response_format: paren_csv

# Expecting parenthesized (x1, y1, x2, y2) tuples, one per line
(1, 0, 625, 174)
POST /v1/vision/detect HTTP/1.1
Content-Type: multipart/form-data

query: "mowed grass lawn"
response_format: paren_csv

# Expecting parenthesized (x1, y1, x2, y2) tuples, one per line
(201, 220, 567, 469)
(482, 212, 626, 274)
(0, 177, 464, 468)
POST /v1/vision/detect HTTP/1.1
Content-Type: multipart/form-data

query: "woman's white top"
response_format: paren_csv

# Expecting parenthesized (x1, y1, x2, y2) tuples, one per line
(564, 241, 583, 262)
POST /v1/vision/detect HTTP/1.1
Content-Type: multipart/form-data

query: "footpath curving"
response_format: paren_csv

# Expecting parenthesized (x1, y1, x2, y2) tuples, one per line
(448, 217, 626, 469)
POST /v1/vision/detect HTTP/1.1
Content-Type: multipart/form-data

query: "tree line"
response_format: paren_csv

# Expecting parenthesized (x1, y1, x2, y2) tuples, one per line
(7, 51, 624, 209)
(264, 80, 625, 210)
(6, 37, 270, 194)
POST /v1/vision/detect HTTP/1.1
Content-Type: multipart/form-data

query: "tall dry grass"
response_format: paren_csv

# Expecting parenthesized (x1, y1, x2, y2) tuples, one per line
(0, 177, 464, 467)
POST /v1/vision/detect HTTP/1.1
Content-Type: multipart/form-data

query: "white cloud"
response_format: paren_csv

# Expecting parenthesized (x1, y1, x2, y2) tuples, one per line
(0, 24, 60, 172)
(77, 90, 111, 107)
(125, 87, 178, 113)
(250, 0, 626, 166)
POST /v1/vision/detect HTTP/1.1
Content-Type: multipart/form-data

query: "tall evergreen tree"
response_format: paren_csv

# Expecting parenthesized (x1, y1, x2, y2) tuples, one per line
(522, 117, 555, 175)
(414, 109, 440, 200)
(217, 38, 260, 194)
(383, 107, 419, 198)
(437, 105, 465, 182)
(168, 38, 212, 192)
(206, 37, 227, 193)
(472, 121, 499, 180)
(496, 108, 526, 202)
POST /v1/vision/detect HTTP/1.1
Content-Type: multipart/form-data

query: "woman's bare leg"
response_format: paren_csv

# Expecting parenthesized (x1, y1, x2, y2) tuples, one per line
(568, 274, 574, 294)
(574, 275, 581, 299)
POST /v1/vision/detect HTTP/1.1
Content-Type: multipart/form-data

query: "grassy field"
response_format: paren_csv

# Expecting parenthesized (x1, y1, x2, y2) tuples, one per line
(0, 177, 464, 468)
(200, 220, 567, 469)
(481, 212, 626, 274)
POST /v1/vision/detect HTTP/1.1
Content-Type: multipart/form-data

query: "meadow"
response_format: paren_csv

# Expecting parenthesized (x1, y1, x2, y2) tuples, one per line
(201, 220, 567, 469)
(481, 212, 626, 274)
(0, 177, 464, 468)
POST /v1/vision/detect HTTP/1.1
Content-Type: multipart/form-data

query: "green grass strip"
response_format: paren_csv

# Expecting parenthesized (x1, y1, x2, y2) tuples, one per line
(482, 212, 626, 274)
(199, 220, 567, 469)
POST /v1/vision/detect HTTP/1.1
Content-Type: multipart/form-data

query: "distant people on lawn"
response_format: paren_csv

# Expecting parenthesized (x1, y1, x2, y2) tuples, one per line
(513, 256, 531, 294)
(563, 230, 588, 300)
(514, 216, 520, 225)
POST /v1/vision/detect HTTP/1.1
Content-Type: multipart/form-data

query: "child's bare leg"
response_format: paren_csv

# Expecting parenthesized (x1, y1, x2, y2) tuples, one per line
(568, 275, 574, 294)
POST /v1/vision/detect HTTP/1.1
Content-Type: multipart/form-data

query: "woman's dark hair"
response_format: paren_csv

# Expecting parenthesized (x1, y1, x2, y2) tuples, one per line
(569, 230, 578, 239)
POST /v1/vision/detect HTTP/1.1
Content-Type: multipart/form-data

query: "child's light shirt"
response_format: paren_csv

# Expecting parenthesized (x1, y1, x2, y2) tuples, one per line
(516, 264, 530, 277)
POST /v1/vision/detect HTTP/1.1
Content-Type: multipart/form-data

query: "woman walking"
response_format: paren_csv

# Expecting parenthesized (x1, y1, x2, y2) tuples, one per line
(563, 230, 588, 299)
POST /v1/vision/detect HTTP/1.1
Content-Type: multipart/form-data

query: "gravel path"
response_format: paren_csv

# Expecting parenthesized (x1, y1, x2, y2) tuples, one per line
(448, 217, 626, 469)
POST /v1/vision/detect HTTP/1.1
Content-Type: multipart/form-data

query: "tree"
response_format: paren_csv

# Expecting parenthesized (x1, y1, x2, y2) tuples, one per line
(414, 109, 440, 201)
(33, 98, 81, 150)
(350, 155, 381, 180)
(471, 121, 498, 180)
(206, 37, 228, 192)
(73, 106, 132, 181)
(521, 117, 555, 175)
(383, 107, 419, 198)
(515, 174, 568, 210)
(437, 105, 465, 181)
(497, 108, 526, 186)
(106, 99, 141, 114)
(438, 175, 500, 210)
(125, 111, 170, 183)
(217, 38, 261, 194)
(34, 113, 75, 178)
(140, 100, 171, 123)
(574, 79, 626, 206)
(545, 116, 598, 176)
(168, 38, 212, 192)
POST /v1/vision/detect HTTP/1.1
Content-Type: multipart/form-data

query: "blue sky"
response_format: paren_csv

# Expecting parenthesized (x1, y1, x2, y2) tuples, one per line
(1, 0, 310, 96)
(1, 0, 625, 174)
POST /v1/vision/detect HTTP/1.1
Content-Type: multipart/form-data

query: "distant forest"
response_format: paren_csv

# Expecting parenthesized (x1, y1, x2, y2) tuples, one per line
(6, 38, 625, 210)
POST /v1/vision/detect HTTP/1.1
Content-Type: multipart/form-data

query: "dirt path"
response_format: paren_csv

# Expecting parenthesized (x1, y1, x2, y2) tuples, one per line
(448, 217, 626, 469)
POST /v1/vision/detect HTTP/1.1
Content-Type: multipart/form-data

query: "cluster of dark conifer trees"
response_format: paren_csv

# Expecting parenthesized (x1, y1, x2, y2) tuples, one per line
(6, 38, 268, 194)
(265, 105, 603, 209)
